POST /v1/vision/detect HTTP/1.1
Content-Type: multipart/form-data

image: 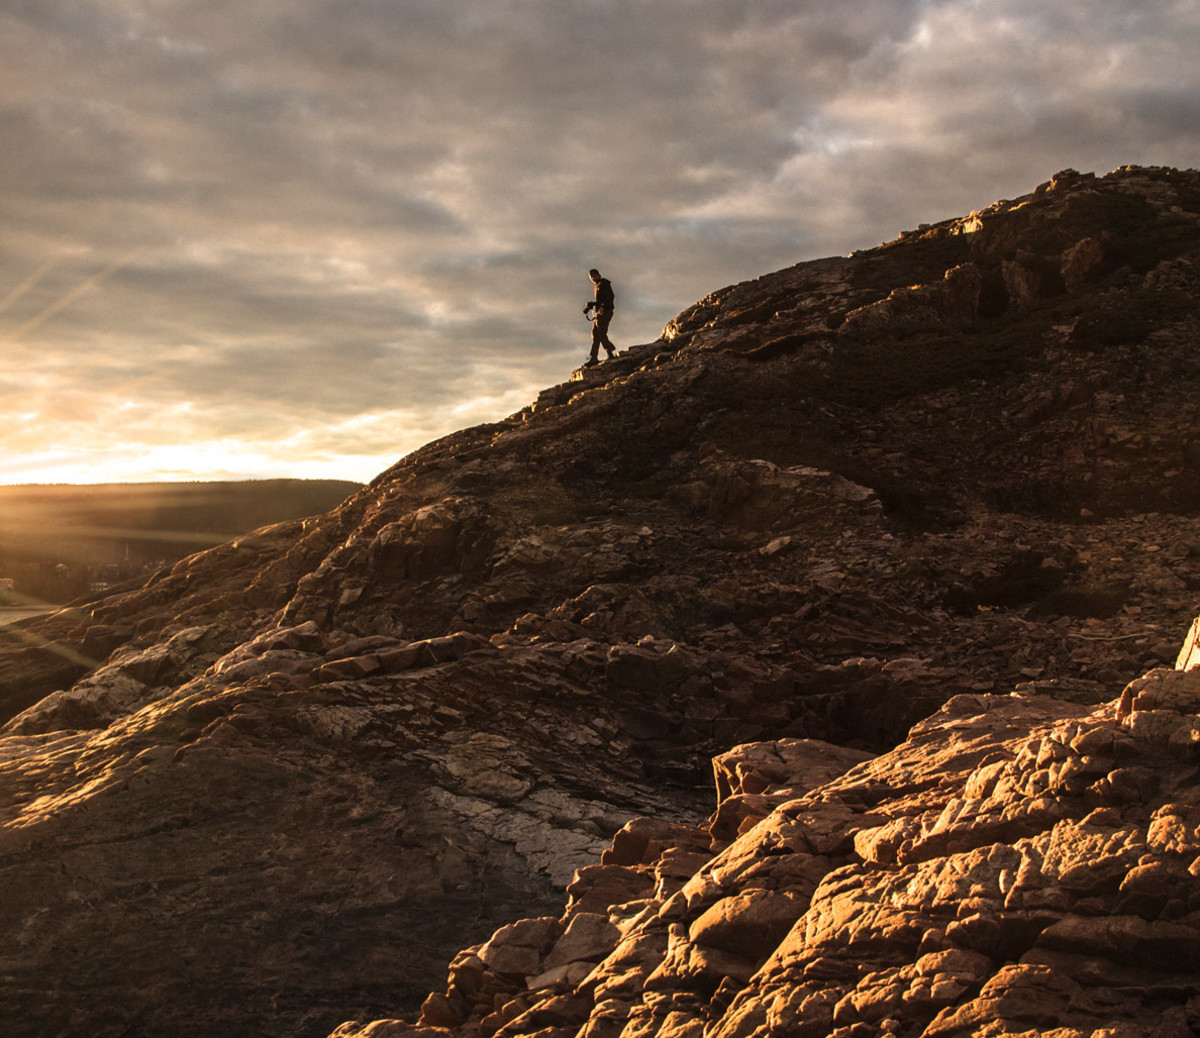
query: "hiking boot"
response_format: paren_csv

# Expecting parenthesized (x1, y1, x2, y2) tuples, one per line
(583, 357, 599, 367)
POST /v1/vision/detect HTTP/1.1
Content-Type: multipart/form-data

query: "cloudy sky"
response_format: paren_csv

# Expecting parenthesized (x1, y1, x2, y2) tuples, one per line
(2, 0, 1198, 485)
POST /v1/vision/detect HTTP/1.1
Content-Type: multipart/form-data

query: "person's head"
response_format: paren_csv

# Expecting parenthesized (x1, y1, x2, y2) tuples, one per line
(589, 268, 601, 283)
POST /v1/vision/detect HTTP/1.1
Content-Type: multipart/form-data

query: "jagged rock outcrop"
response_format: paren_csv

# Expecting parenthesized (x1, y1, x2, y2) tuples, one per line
(3, 165, 1200, 1037)
(333, 634, 1200, 1038)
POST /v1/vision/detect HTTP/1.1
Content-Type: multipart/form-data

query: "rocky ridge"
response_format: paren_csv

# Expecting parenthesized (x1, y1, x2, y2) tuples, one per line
(2, 165, 1200, 1036)
(335, 638, 1200, 1038)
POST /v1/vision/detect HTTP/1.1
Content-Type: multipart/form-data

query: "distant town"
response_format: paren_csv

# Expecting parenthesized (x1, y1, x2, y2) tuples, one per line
(0, 556, 167, 607)
(0, 479, 359, 609)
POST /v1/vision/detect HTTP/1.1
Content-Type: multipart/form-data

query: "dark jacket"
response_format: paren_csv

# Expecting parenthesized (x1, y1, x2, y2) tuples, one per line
(593, 278, 615, 313)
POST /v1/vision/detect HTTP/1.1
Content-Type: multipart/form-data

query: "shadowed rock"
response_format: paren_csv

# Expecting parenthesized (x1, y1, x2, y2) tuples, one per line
(345, 626, 1200, 1038)
(4, 165, 1200, 1037)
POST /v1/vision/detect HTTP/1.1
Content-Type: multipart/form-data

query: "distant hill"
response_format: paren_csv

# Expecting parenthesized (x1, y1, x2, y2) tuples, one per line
(0, 479, 360, 603)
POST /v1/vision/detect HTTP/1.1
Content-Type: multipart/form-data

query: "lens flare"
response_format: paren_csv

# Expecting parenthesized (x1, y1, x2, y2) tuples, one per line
(0, 250, 141, 348)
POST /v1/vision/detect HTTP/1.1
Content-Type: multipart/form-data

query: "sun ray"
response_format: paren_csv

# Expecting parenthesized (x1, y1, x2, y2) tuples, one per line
(0, 258, 61, 319)
(0, 249, 141, 348)
(0, 613, 105, 673)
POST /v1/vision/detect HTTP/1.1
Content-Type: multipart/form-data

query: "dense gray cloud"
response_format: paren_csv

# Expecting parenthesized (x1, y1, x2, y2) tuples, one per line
(1, 0, 1198, 483)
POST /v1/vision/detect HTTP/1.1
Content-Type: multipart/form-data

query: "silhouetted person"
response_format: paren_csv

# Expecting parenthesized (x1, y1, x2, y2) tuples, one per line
(583, 268, 616, 367)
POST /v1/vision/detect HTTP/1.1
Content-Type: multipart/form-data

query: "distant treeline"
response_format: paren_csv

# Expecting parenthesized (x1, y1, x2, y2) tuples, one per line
(0, 479, 360, 604)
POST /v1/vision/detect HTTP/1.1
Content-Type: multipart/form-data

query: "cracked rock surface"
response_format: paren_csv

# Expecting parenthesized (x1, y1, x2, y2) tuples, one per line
(4, 166, 1200, 1036)
(336, 668, 1200, 1038)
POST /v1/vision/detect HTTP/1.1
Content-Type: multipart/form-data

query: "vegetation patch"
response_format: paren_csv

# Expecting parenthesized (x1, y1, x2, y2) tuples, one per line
(1028, 582, 1130, 619)
(488, 479, 579, 529)
(851, 233, 971, 293)
(816, 322, 1046, 409)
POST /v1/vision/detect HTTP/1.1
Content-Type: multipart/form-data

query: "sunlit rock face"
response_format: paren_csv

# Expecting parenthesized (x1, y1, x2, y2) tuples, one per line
(352, 665, 1200, 1038)
(4, 165, 1200, 1037)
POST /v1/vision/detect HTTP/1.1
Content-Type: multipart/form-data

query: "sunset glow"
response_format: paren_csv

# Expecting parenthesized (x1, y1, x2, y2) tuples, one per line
(1, 2, 1197, 486)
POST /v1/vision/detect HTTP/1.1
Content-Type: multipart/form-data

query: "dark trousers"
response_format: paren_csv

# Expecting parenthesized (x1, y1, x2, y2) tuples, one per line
(589, 309, 615, 360)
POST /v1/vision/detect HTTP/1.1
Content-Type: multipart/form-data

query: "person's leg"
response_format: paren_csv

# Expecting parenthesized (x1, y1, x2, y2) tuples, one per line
(596, 310, 615, 357)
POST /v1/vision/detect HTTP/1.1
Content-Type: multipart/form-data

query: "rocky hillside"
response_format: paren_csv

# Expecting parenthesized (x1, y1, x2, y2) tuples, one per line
(1, 165, 1199, 1038)
(334, 649, 1200, 1038)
